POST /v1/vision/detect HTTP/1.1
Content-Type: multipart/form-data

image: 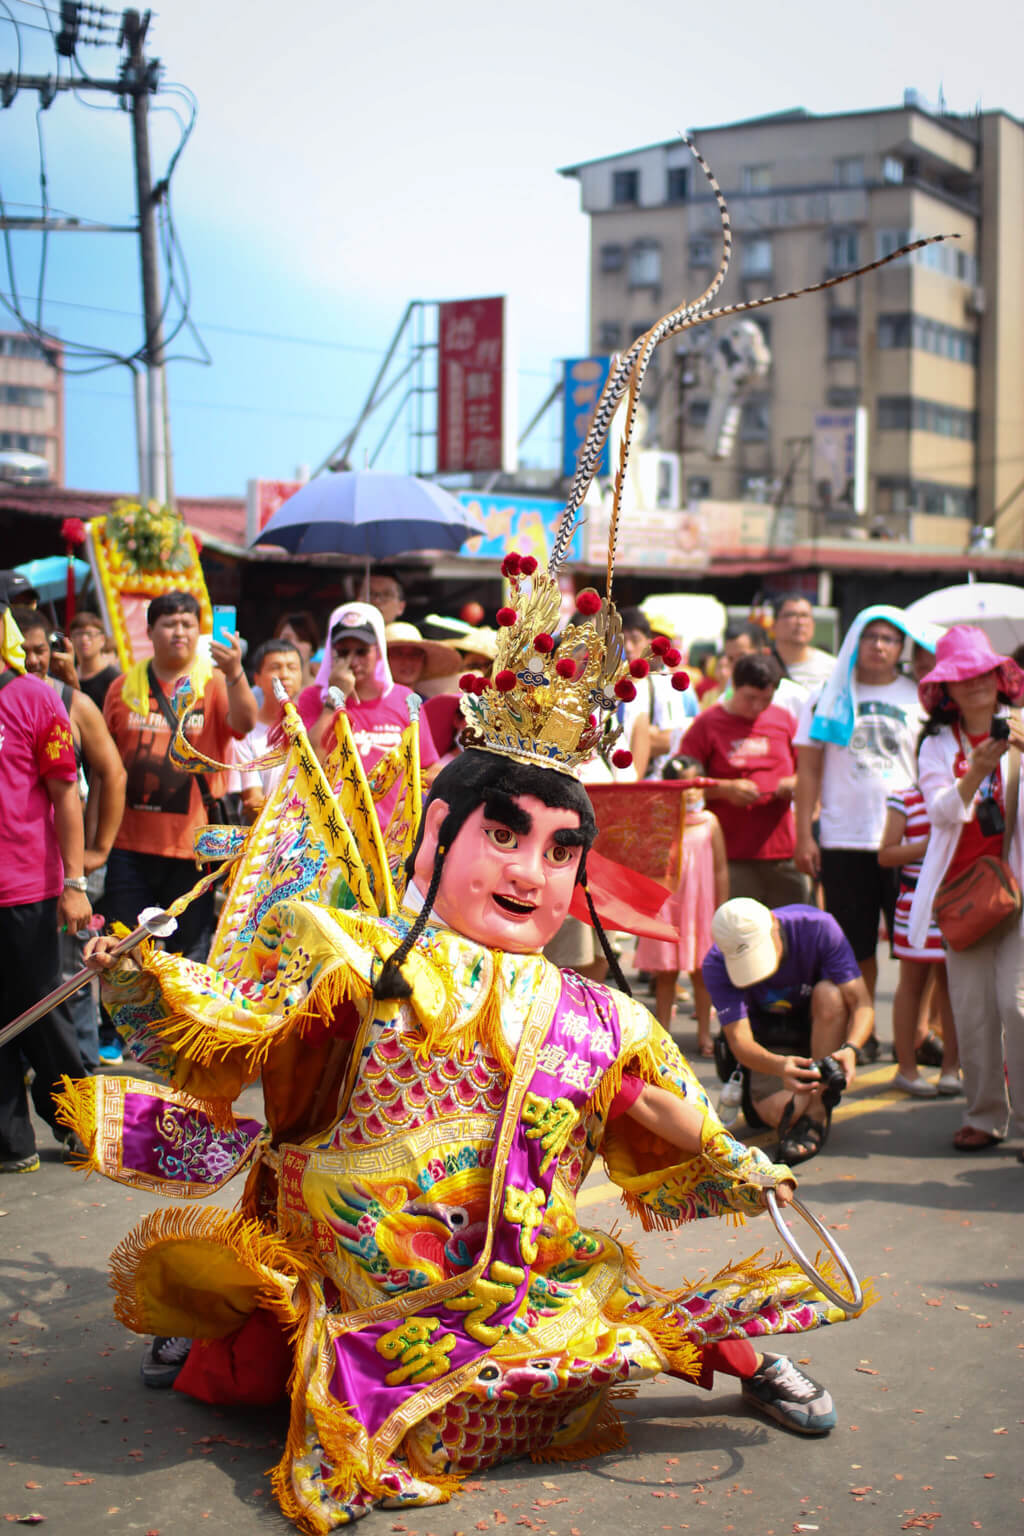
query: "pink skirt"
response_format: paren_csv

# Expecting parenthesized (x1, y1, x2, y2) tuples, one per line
(634, 812, 716, 974)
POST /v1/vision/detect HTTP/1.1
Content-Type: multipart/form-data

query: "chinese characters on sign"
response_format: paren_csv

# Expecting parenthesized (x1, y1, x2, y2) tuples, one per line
(437, 297, 508, 474)
(562, 356, 613, 479)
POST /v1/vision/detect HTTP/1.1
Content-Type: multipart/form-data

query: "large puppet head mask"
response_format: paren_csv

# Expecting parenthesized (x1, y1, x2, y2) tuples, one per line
(373, 750, 602, 996)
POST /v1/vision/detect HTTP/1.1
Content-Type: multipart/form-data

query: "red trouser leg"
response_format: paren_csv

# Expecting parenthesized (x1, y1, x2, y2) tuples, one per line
(173, 1308, 291, 1405)
(693, 1338, 760, 1390)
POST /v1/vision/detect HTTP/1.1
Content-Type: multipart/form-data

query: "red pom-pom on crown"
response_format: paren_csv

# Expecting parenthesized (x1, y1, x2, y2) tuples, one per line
(555, 657, 577, 679)
(612, 748, 633, 769)
(575, 589, 602, 616)
(671, 671, 691, 692)
(614, 678, 637, 701)
(496, 607, 517, 627)
(650, 634, 671, 656)
(663, 647, 682, 668)
(519, 555, 538, 575)
(501, 553, 522, 577)
(61, 516, 88, 547)
(494, 669, 517, 693)
(533, 633, 554, 654)
(629, 658, 650, 679)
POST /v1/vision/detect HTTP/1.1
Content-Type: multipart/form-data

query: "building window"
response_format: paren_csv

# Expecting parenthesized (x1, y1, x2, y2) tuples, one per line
(597, 322, 622, 350)
(882, 156, 905, 184)
(666, 166, 689, 203)
(878, 395, 976, 439)
(741, 164, 772, 193)
(0, 384, 46, 408)
(612, 169, 639, 205)
(878, 312, 912, 348)
(827, 311, 859, 358)
(834, 156, 865, 187)
(0, 335, 49, 361)
(687, 399, 710, 428)
(740, 397, 771, 441)
(628, 240, 661, 287)
(877, 477, 975, 520)
(741, 238, 773, 277)
(687, 474, 712, 499)
(828, 229, 859, 271)
(827, 387, 859, 408)
(877, 312, 977, 363)
(599, 243, 624, 273)
(689, 235, 714, 267)
(0, 431, 48, 453)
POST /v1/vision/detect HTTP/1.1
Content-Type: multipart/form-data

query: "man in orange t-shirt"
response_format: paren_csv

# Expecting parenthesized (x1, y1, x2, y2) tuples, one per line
(102, 592, 257, 989)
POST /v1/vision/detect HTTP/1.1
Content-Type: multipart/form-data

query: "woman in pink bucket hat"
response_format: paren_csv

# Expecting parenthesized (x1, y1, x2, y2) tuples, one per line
(908, 625, 1024, 1154)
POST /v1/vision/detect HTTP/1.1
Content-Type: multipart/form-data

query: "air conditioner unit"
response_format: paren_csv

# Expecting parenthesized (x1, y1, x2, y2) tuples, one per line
(967, 286, 986, 316)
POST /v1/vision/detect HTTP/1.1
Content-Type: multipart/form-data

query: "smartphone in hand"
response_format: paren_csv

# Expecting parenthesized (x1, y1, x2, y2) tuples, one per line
(212, 605, 237, 647)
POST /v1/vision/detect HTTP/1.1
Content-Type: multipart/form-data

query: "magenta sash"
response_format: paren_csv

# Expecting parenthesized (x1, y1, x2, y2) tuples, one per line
(325, 970, 622, 1442)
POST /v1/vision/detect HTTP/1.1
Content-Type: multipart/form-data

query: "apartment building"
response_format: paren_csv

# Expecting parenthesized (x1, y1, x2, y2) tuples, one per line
(560, 98, 1024, 551)
(0, 330, 64, 483)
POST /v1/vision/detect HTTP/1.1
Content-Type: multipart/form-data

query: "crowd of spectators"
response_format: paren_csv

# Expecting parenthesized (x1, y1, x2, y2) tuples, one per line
(2, 564, 1022, 1174)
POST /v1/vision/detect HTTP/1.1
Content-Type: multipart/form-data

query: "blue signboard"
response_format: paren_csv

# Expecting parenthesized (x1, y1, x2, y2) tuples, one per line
(562, 356, 613, 479)
(455, 492, 583, 565)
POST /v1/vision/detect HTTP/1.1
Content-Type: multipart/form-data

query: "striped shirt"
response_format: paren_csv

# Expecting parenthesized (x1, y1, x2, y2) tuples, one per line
(886, 784, 943, 959)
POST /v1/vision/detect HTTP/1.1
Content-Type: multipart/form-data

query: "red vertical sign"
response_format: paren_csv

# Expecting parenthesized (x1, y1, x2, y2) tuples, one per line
(437, 296, 506, 473)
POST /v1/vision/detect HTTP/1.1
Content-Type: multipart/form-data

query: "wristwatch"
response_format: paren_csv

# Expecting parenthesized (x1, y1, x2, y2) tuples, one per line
(63, 876, 88, 892)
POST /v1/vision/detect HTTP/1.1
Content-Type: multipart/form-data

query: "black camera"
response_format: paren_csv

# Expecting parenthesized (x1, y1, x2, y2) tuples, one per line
(815, 1054, 847, 1110)
(976, 795, 1005, 836)
(990, 715, 1011, 742)
(49, 631, 66, 652)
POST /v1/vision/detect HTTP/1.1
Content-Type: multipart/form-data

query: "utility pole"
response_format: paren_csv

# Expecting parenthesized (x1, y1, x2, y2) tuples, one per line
(121, 8, 167, 505)
(0, 6, 172, 506)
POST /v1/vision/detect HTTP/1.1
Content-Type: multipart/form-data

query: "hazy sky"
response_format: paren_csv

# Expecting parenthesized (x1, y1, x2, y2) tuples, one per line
(1, 0, 1021, 497)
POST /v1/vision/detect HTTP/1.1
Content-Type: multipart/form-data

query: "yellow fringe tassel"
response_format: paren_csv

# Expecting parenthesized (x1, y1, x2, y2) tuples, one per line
(54, 1073, 98, 1166)
(530, 1392, 629, 1464)
(108, 1205, 314, 1339)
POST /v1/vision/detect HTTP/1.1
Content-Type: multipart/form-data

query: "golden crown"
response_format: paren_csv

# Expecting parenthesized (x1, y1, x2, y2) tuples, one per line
(456, 553, 690, 777)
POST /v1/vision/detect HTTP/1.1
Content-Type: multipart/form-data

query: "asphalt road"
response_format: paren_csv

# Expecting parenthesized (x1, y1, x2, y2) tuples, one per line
(2, 958, 1022, 1536)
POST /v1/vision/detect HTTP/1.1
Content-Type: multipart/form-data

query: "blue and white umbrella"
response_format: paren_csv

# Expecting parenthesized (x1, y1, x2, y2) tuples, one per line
(250, 471, 486, 558)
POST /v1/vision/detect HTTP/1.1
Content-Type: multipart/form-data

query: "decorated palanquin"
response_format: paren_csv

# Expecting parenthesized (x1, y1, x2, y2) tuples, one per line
(57, 688, 865, 1534)
(83, 500, 212, 669)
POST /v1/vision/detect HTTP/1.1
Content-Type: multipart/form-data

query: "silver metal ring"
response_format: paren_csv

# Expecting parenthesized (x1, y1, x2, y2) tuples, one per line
(765, 1190, 864, 1316)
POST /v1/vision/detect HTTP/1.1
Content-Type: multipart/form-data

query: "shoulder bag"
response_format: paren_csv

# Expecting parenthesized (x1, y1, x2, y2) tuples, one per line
(933, 721, 1022, 951)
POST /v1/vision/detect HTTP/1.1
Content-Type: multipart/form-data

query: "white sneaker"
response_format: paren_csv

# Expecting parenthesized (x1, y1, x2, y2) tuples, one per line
(892, 1073, 937, 1098)
(937, 1072, 962, 1096)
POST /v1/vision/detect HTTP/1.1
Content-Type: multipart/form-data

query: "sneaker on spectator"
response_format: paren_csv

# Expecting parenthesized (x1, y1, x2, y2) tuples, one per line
(0, 1152, 40, 1174)
(140, 1335, 191, 1388)
(937, 1072, 962, 1096)
(97, 1042, 124, 1066)
(58, 1129, 87, 1159)
(741, 1352, 836, 1435)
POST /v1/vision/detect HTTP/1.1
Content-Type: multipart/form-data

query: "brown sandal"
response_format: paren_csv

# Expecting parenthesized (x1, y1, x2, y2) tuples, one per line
(952, 1126, 1000, 1152)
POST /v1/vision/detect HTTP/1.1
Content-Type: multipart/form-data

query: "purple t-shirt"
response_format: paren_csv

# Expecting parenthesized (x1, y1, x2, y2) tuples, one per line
(702, 904, 859, 1026)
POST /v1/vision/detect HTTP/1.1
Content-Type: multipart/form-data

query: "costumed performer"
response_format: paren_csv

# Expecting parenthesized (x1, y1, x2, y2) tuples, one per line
(56, 131, 931, 1531)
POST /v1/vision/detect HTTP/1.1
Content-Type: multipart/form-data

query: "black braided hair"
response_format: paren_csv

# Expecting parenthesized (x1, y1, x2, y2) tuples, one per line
(372, 749, 597, 1000)
(581, 872, 631, 997)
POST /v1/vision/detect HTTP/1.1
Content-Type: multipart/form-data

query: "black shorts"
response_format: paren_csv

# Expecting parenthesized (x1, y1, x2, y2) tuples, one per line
(820, 847, 899, 962)
(738, 1008, 811, 1130)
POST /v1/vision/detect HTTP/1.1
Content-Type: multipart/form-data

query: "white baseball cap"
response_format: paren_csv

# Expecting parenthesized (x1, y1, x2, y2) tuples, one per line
(710, 898, 779, 988)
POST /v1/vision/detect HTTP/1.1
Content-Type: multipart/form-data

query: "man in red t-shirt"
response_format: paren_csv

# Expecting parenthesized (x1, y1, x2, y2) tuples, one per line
(0, 627, 93, 1173)
(679, 652, 809, 909)
(102, 591, 257, 984)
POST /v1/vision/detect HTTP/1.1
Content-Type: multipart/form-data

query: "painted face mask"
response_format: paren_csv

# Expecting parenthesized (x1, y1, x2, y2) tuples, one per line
(423, 795, 584, 953)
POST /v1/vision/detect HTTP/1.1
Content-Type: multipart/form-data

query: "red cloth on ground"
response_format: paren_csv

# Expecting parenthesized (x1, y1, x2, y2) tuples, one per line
(173, 1307, 291, 1406)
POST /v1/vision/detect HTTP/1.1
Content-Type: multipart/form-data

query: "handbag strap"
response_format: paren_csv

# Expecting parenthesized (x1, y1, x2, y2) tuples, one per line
(147, 662, 216, 809)
(1003, 709, 1021, 859)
